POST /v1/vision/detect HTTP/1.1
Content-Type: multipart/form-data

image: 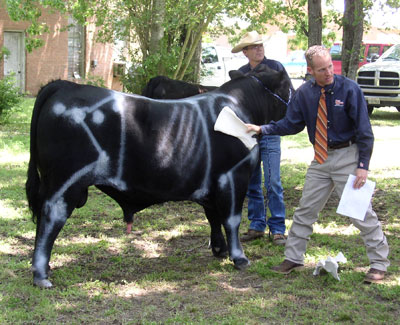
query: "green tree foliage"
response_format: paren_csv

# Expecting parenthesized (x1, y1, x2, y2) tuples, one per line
(4, 0, 399, 92)
(229, 0, 337, 50)
(0, 47, 23, 123)
(0, 75, 23, 123)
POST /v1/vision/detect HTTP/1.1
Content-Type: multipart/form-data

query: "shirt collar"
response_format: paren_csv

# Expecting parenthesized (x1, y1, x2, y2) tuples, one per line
(310, 75, 336, 93)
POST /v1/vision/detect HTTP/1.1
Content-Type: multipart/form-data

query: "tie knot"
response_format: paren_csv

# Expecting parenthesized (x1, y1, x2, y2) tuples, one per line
(321, 88, 325, 94)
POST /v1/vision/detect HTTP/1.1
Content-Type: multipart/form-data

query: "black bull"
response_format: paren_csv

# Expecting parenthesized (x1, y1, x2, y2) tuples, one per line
(142, 75, 218, 99)
(26, 65, 291, 287)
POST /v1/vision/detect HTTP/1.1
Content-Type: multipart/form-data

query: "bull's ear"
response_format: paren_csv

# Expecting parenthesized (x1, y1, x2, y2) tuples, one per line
(229, 70, 244, 80)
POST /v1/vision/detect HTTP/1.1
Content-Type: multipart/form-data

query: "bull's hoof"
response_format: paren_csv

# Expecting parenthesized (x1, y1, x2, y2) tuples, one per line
(126, 222, 133, 234)
(233, 257, 250, 270)
(211, 246, 229, 258)
(33, 278, 53, 289)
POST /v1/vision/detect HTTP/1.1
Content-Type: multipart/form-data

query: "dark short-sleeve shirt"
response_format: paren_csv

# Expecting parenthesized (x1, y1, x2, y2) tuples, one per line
(239, 57, 291, 81)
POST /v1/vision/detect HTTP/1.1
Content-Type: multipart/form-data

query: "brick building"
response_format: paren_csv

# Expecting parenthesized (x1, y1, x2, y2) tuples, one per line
(0, 2, 124, 95)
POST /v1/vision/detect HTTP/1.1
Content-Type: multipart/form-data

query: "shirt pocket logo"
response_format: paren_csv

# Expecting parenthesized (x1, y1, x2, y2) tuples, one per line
(334, 99, 344, 107)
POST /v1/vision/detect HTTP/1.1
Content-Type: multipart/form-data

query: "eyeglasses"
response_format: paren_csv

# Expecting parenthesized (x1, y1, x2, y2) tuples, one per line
(246, 44, 263, 50)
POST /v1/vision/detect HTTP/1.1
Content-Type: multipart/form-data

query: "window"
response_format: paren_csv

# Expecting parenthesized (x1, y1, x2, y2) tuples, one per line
(359, 45, 366, 61)
(68, 17, 85, 79)
(330, 44, 342, 60)
(202, 46, 218, 64)
(383, 45, 391, 54)
(366, 45, 380, 61)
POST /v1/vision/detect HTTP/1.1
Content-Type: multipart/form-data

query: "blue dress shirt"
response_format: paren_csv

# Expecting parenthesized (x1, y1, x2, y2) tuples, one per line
(260, 74, 374, 170)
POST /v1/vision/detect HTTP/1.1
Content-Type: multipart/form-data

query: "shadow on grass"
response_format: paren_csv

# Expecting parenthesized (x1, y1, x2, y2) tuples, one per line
(370, 108, 400, 126)
(3, 221, 399, 324)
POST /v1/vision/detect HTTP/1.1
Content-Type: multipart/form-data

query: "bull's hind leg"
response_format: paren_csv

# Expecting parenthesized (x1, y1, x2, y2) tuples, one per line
(32, 186, 87, 288)
(211, 188, 248, 269)
(204, 207, 228, 258)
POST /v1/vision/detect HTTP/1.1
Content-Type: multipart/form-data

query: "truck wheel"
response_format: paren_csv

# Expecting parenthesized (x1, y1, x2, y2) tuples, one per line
(367, 105, 374, 116)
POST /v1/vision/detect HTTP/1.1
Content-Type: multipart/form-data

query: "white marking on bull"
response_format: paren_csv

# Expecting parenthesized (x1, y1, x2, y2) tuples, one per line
(92, 110, 104, 124)
(81, 123, 103, 154)
(68, 107, 86, 124)
(49, 198, 67, 222)
(192, 101, 212, 191)
(87, 96, 115, 113)
(113, 94, 127, 188)
(156, 106, 180, 168)
(33, 252, 47, 274)
(48, 162, 98, 205)
(49, 94, 128, 205)
(218, 174, 229, 189)
(227, 213, 243, 258)
(53, 103, 66, 115)
(95, 151, 110, 175)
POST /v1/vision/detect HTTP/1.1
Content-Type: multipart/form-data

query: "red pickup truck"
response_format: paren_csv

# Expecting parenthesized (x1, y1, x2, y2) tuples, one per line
(330, 42, 392, 75)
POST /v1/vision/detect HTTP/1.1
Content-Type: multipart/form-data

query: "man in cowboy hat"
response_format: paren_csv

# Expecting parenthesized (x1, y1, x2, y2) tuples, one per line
(233, 31, 292, 245)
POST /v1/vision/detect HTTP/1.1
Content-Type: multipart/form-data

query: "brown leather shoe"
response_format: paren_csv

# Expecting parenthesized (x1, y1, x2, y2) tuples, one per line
(271, 233, 287, 246)
(364, 268, 386, 284)
(241, 229, 264, 242)
(271, 259, 304, 274)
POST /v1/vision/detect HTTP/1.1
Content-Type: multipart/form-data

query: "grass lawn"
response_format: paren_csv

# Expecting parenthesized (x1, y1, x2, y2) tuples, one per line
(0, 99, 399, 324)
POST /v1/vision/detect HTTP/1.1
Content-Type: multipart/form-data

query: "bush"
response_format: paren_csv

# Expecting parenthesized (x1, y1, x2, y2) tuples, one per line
(0, 74, 23, 123)
(83, 74, 106, 88)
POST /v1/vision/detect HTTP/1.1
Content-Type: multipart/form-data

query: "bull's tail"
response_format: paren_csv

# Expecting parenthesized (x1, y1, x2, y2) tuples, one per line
(26, 80, 65, 223)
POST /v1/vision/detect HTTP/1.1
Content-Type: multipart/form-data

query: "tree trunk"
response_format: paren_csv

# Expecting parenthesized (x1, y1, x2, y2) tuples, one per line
(308, 0, 322, 47)
(190, 41, 202, 83)
(148, 0, 165, 59)
(342, 0, 364, 80)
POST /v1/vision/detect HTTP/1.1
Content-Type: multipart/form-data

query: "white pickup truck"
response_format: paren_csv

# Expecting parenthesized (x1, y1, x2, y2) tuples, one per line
(356, 44, 400, 115)
(200, 44, 248, 87)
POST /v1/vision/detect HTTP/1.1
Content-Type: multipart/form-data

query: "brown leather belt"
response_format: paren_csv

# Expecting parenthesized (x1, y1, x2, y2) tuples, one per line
(328, 140, 354, 150)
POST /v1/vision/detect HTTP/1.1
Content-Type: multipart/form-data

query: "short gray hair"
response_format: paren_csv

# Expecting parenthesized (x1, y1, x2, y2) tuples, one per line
(305, 45, 330, 67)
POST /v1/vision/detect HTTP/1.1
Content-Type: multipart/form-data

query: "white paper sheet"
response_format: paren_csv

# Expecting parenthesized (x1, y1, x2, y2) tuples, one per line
(313, 252, 347, 281)
(336, 174, 375, 221)
(214, 106, 257, 150)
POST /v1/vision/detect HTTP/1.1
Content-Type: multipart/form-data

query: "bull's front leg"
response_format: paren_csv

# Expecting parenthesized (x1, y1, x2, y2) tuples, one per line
(216, 147, 260, 271)
(32, 201, 68, 288)
(223, 212, 250, 270)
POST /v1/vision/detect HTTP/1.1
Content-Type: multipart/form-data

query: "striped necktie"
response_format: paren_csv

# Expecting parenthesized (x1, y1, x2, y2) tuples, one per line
(314, 88, 328, 164)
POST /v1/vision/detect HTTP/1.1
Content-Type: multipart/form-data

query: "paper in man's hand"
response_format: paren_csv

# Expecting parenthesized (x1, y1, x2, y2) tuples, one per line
(214, 106, 257, 150)
(336, 174, 375, 221)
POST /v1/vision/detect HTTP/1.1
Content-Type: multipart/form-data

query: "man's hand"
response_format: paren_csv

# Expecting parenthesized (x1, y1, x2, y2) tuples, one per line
(353, 168, 368, 189)
(245, 123, 261, 134)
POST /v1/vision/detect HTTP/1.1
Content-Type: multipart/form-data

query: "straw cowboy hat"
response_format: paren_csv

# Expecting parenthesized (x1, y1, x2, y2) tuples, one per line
(231, 31, 264, 53)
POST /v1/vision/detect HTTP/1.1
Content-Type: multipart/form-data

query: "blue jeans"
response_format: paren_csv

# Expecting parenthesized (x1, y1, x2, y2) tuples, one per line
(246, 135, 286, 234)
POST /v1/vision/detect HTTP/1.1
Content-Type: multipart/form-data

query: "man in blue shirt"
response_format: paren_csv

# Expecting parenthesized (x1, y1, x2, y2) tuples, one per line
(231, 31, 292, 245)
(246, 45, 390, 283)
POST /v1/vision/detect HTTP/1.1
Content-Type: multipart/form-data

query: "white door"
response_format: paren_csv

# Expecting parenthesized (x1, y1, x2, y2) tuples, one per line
(3, 31, 25, 92)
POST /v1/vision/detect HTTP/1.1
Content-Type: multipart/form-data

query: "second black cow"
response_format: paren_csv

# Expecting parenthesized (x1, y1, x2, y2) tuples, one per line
(142, 75, 217, 99)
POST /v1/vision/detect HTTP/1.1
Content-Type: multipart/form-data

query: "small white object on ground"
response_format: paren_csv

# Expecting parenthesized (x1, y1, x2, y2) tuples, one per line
(313, 252, 347, 281)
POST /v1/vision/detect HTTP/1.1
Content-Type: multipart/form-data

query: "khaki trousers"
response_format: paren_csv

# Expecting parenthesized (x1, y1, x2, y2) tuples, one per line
(285, 144, 390, 271)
